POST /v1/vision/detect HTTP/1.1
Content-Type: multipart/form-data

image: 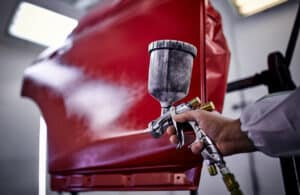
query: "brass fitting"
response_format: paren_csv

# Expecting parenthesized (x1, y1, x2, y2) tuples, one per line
(200, 101, 215, 112)
(188, 97, 215, 112)
(207, 164, 218, 176)
(223, 173, 243, 195)
(188, 97, 201, 109)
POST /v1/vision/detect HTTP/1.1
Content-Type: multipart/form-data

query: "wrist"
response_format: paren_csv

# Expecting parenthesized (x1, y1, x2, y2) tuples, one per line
(233, 119, 257, 153)
(222, 119, 256, 155)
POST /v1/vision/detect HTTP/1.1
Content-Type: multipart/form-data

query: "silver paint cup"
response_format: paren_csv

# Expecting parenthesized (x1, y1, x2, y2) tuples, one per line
(148, 40, 197, 113)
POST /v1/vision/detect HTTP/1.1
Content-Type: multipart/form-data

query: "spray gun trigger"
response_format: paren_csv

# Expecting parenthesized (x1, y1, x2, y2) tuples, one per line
(176, 123, 186, 149)
(170, 106, 185, 149)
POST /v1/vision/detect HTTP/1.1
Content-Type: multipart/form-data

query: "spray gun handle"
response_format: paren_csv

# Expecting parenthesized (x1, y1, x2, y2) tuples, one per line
(172, 98, 214, 148)
(149, 97, 243, 195)
(184, 102, 243, 195)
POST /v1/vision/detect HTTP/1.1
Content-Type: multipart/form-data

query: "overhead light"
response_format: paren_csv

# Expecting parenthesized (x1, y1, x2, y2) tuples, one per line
(8, 1, 78, 47)
(231, 0, 288, 16)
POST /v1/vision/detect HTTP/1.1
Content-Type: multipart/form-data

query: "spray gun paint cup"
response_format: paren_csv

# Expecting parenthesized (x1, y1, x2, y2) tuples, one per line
(148, 40, 197, 113)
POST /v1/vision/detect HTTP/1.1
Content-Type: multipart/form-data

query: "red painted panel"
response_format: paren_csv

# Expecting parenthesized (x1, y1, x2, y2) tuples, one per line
(21, 0, 229, 192)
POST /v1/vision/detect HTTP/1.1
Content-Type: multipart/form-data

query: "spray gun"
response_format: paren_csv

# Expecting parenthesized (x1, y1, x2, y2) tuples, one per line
(147, 40, 243, 195)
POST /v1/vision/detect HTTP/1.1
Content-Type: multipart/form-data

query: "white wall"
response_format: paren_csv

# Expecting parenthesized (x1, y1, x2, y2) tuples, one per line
(0, 42, 42, 194)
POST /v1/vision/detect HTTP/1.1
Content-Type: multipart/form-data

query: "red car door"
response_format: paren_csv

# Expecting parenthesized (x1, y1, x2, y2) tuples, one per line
(21, 0, 230, 192)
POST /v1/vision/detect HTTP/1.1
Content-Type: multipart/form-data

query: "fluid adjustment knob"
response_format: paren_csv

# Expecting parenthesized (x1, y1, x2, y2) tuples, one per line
(200, 101, 215, 112)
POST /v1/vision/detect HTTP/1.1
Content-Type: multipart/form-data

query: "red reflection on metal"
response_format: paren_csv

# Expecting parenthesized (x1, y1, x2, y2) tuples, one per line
(21, 0, 229, 192)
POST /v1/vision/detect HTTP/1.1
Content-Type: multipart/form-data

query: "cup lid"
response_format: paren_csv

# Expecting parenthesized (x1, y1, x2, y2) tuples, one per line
(148, 40, 197, 57)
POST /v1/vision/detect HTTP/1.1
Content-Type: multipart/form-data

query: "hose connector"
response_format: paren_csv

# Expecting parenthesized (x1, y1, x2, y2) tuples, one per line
(223, 173, 243, 195)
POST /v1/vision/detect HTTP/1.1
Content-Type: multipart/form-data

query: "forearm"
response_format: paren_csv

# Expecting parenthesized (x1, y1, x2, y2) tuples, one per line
(221, 118, 256, 155)
(174, 110, 256, 156)
(240, 87, 300, 157)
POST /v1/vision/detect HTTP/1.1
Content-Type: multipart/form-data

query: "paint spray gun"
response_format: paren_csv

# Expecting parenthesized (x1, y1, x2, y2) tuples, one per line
(147, 40, 243, 195)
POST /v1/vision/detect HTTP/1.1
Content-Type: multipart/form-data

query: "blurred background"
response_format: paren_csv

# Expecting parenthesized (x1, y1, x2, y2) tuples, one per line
(0, 0, 299, 194)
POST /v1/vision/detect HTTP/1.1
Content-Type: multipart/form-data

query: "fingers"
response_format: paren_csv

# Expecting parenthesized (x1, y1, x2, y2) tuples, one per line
(169, 135, 179, 144)
(166, 127, 178, 144)
(190, 141, 204, 154)
(167, 123, 204, 153)
(166, 126, 176, 135)
(166, 109, 211, 153)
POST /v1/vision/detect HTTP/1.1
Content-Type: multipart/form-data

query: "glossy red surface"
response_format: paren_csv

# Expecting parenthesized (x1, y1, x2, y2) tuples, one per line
(21, 0, 230, 192)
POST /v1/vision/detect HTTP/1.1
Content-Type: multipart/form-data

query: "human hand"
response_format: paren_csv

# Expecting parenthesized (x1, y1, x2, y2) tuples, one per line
(166, 110, 256, 156)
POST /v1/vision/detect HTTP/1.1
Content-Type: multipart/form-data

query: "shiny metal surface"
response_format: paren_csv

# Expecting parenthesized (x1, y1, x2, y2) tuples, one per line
(148, 40, 197, 110)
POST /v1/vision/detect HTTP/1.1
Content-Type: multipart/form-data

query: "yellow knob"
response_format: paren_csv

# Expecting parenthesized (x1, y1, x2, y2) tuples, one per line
(188, 98, 215, 112)
(188, 97, 201, 109)
(200, 101, 215, 112)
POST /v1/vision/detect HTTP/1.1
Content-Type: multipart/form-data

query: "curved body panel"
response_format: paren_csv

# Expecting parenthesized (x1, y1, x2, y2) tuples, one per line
(21, 0, 230, 192)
